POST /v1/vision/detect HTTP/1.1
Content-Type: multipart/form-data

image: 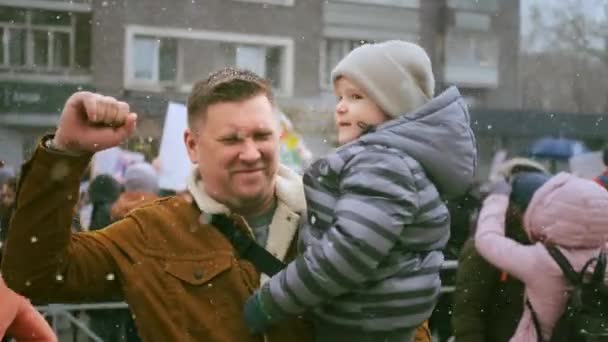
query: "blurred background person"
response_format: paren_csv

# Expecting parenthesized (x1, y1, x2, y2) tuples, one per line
(451, 158, 548, 342)
(474, 171, 608, 341)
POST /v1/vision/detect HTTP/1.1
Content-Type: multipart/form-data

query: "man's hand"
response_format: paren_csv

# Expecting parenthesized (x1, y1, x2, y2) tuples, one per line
(0, 278, 57, 341)
(53, 92, 138, 153)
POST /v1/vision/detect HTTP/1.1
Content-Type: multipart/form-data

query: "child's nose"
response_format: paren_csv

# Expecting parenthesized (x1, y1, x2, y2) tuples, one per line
(336, 101, 347, 114)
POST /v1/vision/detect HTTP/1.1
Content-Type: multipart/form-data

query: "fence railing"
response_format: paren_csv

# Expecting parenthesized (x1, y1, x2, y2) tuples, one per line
(36, 302, 129, 342)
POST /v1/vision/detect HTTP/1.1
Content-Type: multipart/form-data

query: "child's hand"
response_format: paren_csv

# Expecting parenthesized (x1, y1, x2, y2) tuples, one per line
(243, 291, 274, 334)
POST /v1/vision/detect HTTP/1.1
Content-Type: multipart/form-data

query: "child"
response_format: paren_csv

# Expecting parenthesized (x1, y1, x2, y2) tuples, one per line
(243, 40, 477, 341)
(475, 172, 608, 341)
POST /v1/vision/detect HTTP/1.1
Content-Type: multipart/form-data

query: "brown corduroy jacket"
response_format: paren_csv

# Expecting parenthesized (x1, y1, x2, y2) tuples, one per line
(1, 139, 313, 342)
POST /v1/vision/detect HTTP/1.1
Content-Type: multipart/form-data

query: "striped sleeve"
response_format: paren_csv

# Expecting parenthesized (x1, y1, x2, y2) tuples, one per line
(260, 150, 420, 316)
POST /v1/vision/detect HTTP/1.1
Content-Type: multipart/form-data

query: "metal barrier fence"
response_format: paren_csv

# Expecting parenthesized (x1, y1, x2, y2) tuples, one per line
(36, 302, 129, 342)
(31, 260, 459, 341)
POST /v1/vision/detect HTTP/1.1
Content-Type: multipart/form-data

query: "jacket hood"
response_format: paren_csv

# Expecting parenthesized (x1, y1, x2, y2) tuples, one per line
(111, 191, 159, 221)
(523, 172, 608, 248)
(359, 86, 477, 198)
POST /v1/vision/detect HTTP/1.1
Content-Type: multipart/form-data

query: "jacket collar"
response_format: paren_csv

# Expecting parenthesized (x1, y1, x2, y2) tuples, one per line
(186, 165, 306, 262)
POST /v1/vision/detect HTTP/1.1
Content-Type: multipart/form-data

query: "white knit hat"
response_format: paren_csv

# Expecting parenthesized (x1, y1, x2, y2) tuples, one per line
(331, 40, 435, 118)
(124, 162, 159, 194)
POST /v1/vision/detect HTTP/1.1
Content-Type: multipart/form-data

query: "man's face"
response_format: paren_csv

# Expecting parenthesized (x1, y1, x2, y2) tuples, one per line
(0, 183, 15, 207)
(184, 94, 279, 211)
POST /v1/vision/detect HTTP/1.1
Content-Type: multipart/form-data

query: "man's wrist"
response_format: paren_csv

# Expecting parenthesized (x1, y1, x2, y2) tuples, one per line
(43, 137, 86, 156)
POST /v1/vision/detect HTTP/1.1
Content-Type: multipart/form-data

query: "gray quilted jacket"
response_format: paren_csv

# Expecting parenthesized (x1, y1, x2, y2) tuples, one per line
(260, 86, 477, 332)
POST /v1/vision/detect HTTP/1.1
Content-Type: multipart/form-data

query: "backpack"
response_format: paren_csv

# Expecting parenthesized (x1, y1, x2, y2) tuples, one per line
(527, 245, 608, 342)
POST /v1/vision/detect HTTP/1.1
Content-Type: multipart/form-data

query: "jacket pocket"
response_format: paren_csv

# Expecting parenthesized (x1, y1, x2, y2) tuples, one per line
(162, 253, 253, 338)
(164, 253, 232, 285)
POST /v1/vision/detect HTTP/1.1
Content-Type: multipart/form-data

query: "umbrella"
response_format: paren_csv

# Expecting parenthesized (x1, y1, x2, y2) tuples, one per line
(529, 137, 589, 160)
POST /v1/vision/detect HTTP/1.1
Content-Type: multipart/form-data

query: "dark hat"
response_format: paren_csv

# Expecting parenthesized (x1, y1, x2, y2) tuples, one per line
(88, 174, 122, 205)
(510, 172, 551, 211)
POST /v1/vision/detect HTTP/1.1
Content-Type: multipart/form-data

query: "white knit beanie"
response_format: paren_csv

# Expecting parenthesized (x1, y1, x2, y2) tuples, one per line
(331, 40, 435, 118)
(124, 162, 159, 194)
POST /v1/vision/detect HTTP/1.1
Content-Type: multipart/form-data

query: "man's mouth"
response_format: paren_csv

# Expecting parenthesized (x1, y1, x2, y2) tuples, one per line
(234, 168, 264, 174)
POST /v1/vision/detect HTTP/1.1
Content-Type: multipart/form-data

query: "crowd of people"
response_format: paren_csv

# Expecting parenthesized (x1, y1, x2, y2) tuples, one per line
(0, 39, 607, 342)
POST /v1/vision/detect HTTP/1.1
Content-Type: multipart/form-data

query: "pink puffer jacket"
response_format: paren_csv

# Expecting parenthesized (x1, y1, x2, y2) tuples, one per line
(475, 172, 608, 342)
(0, 277, 56, 341)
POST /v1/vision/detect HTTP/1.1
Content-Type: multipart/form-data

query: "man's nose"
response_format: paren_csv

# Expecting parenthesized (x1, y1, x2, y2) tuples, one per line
(239, 139, 262, 162)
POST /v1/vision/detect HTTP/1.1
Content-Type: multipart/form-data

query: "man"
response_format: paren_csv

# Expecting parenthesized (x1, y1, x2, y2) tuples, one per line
(0, 177, 16, 264)
(1, 68, 312, 341)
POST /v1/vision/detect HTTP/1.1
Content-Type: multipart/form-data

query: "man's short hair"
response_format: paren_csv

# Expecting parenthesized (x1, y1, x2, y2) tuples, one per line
(603, 144, 608, 166)
(187, 68, 273, 129)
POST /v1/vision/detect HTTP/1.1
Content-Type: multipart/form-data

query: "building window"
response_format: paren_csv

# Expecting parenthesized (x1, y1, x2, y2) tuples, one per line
(224, 44, 284, 89)
(132, 36, 178, 83)
(445, 30, 498, 68)
(444, 30, 499, 87)
(126, 26, 294, 95)
(0, 6, 89, 71)
(320, 38, 376, 89)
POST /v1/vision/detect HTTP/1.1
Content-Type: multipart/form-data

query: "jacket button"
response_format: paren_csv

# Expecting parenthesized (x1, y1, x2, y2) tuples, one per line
(193, 269, 204, 280)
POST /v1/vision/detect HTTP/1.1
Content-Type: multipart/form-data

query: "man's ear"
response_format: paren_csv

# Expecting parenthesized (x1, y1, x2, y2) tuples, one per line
(184, 128, 199, 164)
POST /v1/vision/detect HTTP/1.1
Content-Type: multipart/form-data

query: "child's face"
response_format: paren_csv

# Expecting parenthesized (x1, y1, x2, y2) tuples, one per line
(334, 77, 390, 145)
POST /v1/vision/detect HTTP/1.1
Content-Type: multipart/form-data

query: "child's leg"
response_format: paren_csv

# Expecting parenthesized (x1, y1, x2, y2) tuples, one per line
(314, 320, 415, 342)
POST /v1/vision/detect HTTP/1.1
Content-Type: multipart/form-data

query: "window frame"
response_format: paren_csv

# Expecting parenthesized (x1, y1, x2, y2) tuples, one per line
(0, 0, 91, 13)
(125, 25, 295, 96)
(131, 35, 181, 86)
(232, 0, 295, 7)
(325, 0, 419, 9)
(319, 37, 377, 90)
(0, 7, 76, 71)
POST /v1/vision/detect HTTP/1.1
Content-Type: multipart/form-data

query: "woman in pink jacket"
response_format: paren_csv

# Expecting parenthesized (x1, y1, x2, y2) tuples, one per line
(0, 276, 56, 341)
(475, 172, 608, 342)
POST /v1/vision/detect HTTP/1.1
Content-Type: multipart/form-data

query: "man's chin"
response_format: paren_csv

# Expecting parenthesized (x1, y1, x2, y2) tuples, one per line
(234, 190, 266, 203)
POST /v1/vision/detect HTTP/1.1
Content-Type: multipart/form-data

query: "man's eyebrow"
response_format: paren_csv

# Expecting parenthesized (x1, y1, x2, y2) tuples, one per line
(216, 132, 239, 139)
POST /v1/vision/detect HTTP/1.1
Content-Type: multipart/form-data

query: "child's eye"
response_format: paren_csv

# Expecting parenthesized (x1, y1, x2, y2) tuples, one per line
(336, 95, 343, 101)
(351, 94, 363, 100)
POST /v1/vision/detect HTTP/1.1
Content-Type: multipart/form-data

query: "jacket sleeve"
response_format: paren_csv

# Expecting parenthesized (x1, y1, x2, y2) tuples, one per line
(474, 194, 538, 284)
(1, 139, 140, 304)
(259, 150, 420, 316)
(451, 239, 500, 342)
